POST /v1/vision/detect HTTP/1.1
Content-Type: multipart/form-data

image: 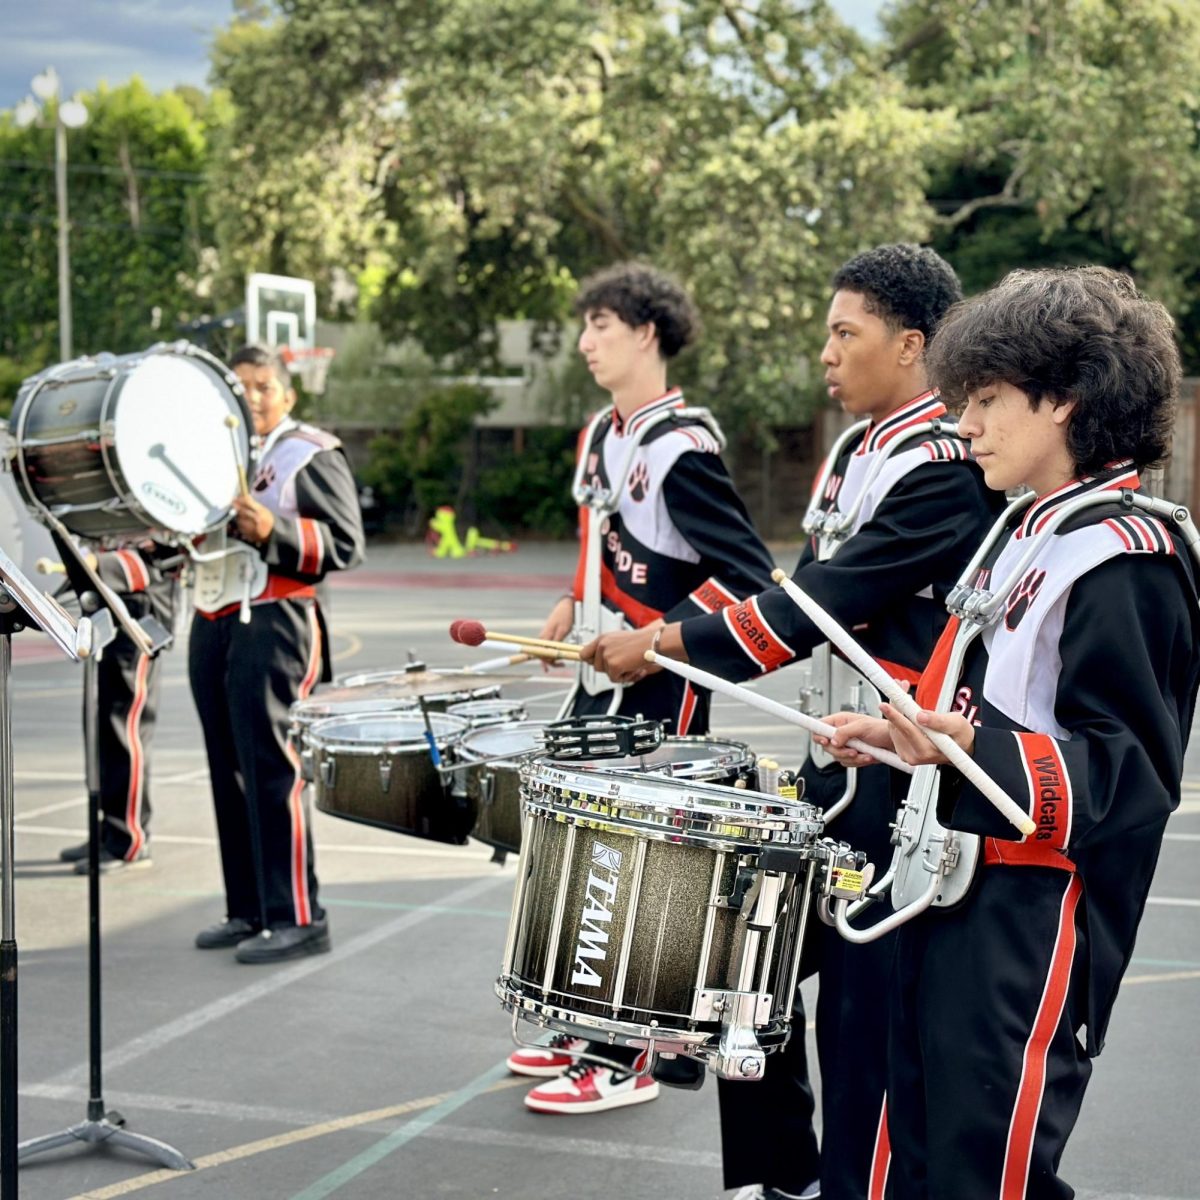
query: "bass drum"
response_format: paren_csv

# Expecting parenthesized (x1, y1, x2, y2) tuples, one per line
(9, 342, 251, 541)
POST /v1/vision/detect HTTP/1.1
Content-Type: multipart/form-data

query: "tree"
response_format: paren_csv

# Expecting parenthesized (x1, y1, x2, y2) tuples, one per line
(883, 0, 1200, 335)
(0, 79, 224, 392)
(207, 0, 951, 431)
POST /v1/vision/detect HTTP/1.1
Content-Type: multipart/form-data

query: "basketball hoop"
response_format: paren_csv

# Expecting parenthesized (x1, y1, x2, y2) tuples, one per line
(279, 346, 335, 395)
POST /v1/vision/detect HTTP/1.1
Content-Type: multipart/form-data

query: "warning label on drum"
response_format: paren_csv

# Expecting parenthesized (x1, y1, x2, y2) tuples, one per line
(830, 868, 865, 897)
(569, 840, 624, 989)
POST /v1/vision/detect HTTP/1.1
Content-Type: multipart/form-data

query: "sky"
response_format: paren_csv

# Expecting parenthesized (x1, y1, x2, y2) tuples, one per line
(1, 0, 885, 110)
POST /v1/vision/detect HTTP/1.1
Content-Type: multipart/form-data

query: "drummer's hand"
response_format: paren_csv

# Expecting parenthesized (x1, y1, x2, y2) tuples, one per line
(815, 712, 893, 769)
(232, 495, 274, 545)
(879, 702, 975, 767)
(582, 623, 664, 685)
(537, 596, 575, 672)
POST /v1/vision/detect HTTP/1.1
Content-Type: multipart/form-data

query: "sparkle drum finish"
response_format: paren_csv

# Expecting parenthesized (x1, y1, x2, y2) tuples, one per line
(9, 342, 251, 540)
(336, 668, 501, 712)
(307, 712, 472, 842)
(498, 763, 822, 1081)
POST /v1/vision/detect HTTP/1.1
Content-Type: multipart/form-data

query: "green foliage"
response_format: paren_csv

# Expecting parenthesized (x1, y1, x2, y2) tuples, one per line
(0, 80, 222, 375)
(357, 383, 498, 532)
(474, 429, 577, 539)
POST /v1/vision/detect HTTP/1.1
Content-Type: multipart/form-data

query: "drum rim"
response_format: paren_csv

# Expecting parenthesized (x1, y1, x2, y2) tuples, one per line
(523, 760, 819, 822)
(457, 719, 549, 761)
(563, 735, 755, 777)
(446, 699, 528, 718)
(307, 710, 468, 752)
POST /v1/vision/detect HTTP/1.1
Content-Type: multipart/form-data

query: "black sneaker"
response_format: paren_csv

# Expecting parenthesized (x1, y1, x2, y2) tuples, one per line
(59, 840, 90, 863)
(73, 845, 152, 874)
(195, 917, 261, 949)
(234, 919, 331, 964)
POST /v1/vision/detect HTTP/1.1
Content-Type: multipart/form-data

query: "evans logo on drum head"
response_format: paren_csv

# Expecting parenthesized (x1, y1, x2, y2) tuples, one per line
(140, 480, 186, 514)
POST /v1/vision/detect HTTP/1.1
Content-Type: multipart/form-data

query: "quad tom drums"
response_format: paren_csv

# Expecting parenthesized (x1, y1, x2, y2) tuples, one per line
(336, 667, 501, 712)
(498, 764, 824, 1080)
(8, 342, 251, 541)
(307, 712, 472, 843)
(446, 699, 527, 727)
(454, 721, 549, 857)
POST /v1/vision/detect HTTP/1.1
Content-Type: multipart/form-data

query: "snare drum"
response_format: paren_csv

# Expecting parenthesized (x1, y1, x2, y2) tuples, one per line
(308, 712, 471, 842)
(498, 763, 823, 1081)
(9, 342, 251, 540)
(446, 699, 528, 728)
(453, 721, 548, 855)
(570, 736, 754, 785)
(337, 668, 501, 712)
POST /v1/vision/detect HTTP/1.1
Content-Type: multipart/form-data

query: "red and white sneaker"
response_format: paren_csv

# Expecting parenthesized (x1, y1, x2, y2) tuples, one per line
(523, 1061, 660, 1114)
(506, 1034, 589, 1078)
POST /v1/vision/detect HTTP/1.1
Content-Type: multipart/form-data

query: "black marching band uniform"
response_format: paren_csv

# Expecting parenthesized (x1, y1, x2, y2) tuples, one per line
(566, 388, 775, 731)
(188, 417, 364, 935)
(882, 465, 1200, 1199)
(679, 392, 1003, 1198)
(89, 546, 180, 861)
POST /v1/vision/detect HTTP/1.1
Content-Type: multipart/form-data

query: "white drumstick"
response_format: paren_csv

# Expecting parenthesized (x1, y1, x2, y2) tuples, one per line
(225, 413, 250, 497)
(644, 649, 913, 774)
(769, 569, 1036, 836)
(468, 644, 536, 673)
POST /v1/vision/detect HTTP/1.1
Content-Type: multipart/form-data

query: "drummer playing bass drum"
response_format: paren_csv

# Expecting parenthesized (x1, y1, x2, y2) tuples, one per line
(189, 344, 365, 964)
(510, 262, 777, 1115)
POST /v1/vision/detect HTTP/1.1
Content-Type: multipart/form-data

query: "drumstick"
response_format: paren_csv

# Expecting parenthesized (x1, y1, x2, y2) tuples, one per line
(769, 569, 1036, 836)
(467, 649, 537, 672)
(451, 619, 578, 656)
(35, 558, 65, 575)
(225, 414, 251, 497)
(643, 649, 913, 774)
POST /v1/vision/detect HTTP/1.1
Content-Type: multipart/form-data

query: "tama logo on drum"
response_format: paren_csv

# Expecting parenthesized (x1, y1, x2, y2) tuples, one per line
(140, 481, 186, 514)
(569, 842, 624, 988)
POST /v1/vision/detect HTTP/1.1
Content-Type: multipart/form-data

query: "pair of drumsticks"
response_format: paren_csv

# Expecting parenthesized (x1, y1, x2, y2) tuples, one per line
(449, 619, 580, 663)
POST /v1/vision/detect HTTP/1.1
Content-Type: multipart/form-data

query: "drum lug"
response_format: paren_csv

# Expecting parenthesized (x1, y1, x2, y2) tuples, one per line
(320, 756, 337, 788)
(480, 770, 495, 808)
(300, 747, 313, 783)
(694, 988, 772, 1027)
(378, 756, 392, 793)
(705, 990, 770, 1081)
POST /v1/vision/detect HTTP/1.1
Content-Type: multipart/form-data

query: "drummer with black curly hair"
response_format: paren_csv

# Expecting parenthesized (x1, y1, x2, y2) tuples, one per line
(188, 344, 365, 964)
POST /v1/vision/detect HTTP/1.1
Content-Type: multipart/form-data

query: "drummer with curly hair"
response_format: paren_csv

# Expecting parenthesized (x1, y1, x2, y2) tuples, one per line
(822, 266, 1200, 1198)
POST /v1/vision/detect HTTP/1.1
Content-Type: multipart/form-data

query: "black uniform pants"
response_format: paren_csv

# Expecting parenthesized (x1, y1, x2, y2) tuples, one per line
(188, 599, 324, 929)
(719, 761, 897, 1199)
(885, 866, 1091, 1200)
(92, 633, 162, 859)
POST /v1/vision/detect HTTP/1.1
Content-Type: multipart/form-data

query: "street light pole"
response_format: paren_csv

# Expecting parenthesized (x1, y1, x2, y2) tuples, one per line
(55, 118, 72, 362)
(15, 68, 87, 364)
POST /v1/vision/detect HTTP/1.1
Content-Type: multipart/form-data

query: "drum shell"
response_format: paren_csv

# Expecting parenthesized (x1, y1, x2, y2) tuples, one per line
(465, 761, 524, 855)
(504, 812, 806, 1036)
(309, 714, 472, 843)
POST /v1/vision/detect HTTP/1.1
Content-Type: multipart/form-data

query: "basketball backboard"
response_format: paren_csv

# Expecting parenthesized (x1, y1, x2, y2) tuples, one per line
(245, 273, 316, 349)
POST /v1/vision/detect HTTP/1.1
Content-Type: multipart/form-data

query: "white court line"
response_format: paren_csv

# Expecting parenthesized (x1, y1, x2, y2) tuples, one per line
(1146, 896, 1200, 908)
(38, 871, 508, 1089)
(16, 797, 83, 821)
(1164, 832, 1200, 842)
(14, 823, 493, 860)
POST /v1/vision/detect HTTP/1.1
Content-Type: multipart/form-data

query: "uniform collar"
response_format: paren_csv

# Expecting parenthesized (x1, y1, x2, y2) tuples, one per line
(611, 388, 685, 437)
(258, 416, 298, 460)
(1015, 459, 1140, 539)
(857, 390, 946, 455)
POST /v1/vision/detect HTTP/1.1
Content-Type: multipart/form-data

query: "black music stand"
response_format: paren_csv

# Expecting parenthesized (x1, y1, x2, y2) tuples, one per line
(0, 545, 193, 1181)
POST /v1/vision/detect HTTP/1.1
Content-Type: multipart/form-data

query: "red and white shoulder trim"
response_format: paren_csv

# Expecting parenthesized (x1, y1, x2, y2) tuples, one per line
(1103, 514, 1174, 555)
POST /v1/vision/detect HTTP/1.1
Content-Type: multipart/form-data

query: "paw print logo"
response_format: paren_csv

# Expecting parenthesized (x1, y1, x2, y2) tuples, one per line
(1004, 569, 1046, 631)
(253, 464, 275, 493)
(629, 461, 650, 502)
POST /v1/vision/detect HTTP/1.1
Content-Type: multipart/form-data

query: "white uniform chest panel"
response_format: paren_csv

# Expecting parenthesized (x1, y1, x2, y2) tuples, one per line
(835, 445, 929, 539)
(981, 523, 1130, 736)
(602, 428, 703, 564)
(253, 435, 322, 519)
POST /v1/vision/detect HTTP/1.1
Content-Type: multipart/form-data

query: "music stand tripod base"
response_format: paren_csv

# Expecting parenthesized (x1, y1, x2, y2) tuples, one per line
(18, 1114, 194, 1170)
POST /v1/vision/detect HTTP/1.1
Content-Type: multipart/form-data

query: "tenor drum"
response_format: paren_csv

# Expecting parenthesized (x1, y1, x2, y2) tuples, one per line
(288, 691, 420, 782)
(498, 763, 823, 1080)
(569, 736, 754, 785)
(454, 721, 549, 856)
(337, 668, 501, 712)
(9, 342, 251, 540)
(446, 699, 528, 728)
(308, 712, 471, 842)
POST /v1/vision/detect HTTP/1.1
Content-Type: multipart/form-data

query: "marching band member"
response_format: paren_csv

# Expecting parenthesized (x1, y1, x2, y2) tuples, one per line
(509, 262, 777, 1116)
(585, 245, 1002, 1199)
(189, 345, 364, 964)
(823, 266, 1200, 1199)
(58, 546, 180, 873)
